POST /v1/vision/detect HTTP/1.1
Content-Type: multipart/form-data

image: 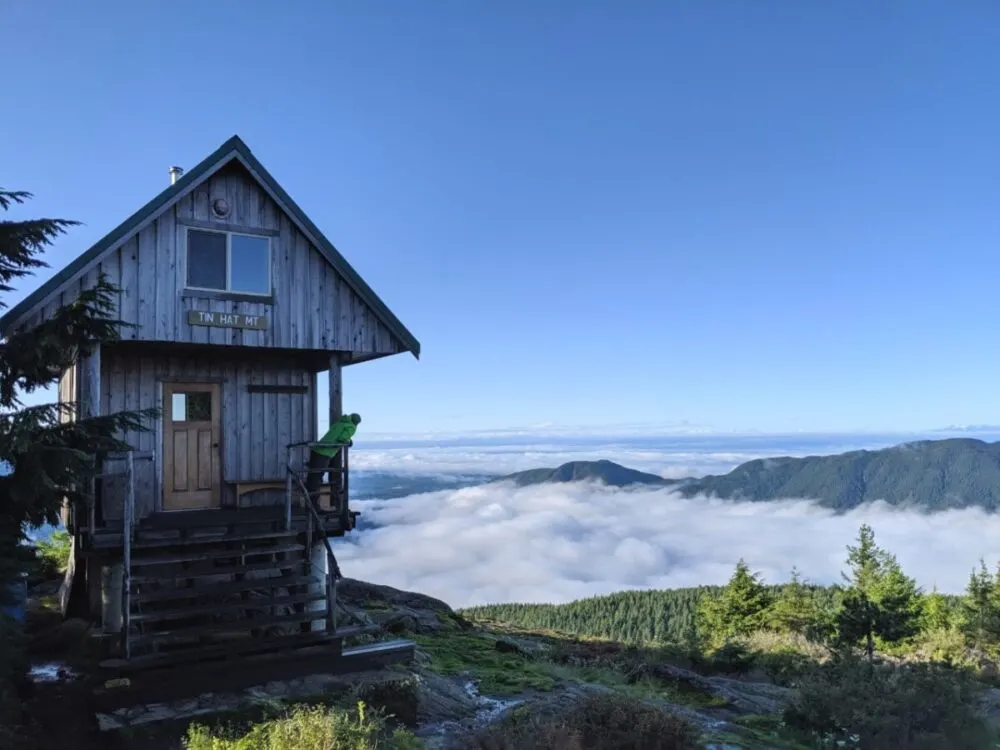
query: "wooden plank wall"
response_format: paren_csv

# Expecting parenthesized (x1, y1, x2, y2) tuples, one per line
(13, 161, 406, 356)
(57, 365, 78, 529)
(58, 365, 77, 422)
(99, 346, 318, 520)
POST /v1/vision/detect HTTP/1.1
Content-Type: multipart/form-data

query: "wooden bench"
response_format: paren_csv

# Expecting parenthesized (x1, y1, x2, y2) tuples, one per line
(228, 479, 336, 510)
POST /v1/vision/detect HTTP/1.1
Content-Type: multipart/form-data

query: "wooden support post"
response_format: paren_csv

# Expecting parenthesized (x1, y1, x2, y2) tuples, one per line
(342, 447, 350, 528)
(122, 450, 133, 660)
(284, 444, 293, 531)
(80, 345, 101, 540)
(328, 355, 343, 431)
(328, 355, 344, 512)
(326, 355, 342, 634)
(326, 551, 336, 633)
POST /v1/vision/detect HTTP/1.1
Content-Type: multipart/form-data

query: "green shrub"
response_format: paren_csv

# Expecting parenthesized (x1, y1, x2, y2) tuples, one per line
(783, 654, 995, 749)
(754, 645, 814, 686)
(704, 640, 755, 675)
(183, 702, 420, 750)
(463, 692, 700, 750)
(351, 677, 420, 727)
(34, 530, 70, 580)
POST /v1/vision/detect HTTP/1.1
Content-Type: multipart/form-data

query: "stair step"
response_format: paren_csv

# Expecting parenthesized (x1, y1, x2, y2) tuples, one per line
(130, 609, 330, 646)
(102, 630, 340, 673)
(131, 592, 328, 624)
(132, 575, 319, 604)
(131, 557, 305, 585)
(131, 543, 305, 567)
(132, 530, 299, 549)
(138, 508, 287, 530)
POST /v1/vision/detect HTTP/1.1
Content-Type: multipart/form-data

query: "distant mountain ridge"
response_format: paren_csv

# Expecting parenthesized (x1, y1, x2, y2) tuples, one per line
(496, 438, 1000, 512)
(497, 459, 672, 488)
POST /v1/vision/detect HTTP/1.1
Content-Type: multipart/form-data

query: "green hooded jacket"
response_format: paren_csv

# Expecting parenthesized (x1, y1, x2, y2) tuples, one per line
(313, 415, 358, 457)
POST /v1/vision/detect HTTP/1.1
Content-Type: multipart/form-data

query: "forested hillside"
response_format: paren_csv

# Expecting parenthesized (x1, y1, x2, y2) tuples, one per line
(463, 583, 847, 645)
(678, 438, 1000, 510)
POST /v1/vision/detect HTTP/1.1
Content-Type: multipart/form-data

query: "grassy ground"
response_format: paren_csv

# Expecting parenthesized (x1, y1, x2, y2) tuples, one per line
(411, 620, 821, 749)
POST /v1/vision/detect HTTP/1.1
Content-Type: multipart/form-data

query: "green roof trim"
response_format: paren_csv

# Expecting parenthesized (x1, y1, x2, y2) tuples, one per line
(1, 135, 421, 359)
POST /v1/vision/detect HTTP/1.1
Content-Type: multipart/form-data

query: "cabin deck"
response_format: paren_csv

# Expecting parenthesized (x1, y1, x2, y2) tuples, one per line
(85, 506, 358, 550)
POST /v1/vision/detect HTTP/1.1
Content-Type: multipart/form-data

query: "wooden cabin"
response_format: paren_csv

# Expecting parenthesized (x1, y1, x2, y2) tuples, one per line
(0, 135, 420, 672)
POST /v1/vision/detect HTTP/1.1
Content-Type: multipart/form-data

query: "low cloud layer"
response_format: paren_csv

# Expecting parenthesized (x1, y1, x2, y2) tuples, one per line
(335, 481, 1000, 609)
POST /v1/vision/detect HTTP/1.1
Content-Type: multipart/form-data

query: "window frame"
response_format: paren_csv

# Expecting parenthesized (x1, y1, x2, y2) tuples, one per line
(185, 226, 272, 297)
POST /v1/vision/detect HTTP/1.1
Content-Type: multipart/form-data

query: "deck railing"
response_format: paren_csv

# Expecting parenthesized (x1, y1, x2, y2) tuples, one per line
(284, 441, 372, 635)
(283, 441, 350, 530)
(99, 449, 153, 659)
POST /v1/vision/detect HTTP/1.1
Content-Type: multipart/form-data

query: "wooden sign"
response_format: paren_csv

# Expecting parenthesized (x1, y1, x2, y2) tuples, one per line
(187, 310, 269, 330)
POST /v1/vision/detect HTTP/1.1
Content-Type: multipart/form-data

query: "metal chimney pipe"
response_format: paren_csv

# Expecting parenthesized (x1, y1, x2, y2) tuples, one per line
(169, 166, 184, 185)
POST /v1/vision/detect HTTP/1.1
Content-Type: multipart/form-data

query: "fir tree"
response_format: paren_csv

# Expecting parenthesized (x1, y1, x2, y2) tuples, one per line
(921, 585, 955, 633)
(697, 559, 772, 647)
(767, 566, 819, 636)
(959, 559, 1000, 651)
(835, 524, 921, 660)
(0, 189, 156, 725)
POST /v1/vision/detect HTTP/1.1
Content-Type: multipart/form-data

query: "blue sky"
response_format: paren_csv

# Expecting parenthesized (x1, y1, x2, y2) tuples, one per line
(4, 1, 1000, 435)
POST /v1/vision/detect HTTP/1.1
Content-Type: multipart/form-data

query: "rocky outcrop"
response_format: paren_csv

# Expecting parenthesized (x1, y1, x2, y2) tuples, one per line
(630, 661, 796, 715)
(337, 578, 472, 635)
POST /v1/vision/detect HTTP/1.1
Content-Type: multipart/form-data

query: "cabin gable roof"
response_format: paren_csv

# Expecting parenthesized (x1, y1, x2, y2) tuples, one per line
(1, 135, 420, 358)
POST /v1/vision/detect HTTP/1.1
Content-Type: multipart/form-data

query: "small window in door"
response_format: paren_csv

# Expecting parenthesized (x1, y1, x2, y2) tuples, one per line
(171, 391, 212, 422)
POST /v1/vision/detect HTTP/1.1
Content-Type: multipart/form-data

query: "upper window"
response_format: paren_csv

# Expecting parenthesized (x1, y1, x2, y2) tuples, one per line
(186, 228, 270, 295)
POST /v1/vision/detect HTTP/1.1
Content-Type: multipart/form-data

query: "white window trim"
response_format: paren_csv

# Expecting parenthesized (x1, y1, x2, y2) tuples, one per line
(184, 226, 271, 296)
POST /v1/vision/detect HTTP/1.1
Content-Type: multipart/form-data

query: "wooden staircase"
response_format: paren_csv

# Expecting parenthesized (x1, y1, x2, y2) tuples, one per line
(104, 513, 379, 673)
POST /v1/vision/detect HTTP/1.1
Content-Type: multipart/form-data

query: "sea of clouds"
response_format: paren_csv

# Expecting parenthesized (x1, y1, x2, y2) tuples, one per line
(338, 432, 1000, 610)
(337, 482, 1000, 609)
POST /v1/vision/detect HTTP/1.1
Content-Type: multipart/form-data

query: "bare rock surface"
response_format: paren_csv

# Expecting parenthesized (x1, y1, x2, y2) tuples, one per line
(338, 577, 471, 634)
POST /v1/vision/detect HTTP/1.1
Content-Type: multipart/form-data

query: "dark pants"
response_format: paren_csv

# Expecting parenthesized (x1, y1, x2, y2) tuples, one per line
(305, 448, 339, 496)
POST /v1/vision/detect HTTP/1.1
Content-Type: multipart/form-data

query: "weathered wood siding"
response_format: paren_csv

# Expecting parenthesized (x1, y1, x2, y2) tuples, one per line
(98, 345, 318, 521)
(57, 365, 78, 530)
(58, 365, 77, 422)
(13, 161, 405, 355)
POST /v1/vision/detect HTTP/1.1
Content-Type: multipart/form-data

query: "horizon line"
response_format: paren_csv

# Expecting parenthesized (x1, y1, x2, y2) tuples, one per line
(351, 423, 1000, 444)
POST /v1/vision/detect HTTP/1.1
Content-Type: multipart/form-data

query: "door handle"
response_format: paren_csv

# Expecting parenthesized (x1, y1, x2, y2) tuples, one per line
(213, 443, 219, 448)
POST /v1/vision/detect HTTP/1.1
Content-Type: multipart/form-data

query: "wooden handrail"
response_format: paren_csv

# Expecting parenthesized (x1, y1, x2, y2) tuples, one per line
(121, 450, 134, 660)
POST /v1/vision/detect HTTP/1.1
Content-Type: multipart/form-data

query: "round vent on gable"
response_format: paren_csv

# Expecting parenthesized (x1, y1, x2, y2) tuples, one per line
(211, 197, 231, 219)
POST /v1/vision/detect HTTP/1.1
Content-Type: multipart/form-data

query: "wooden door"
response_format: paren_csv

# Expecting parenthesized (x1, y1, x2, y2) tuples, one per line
(163, 383, 221, 511)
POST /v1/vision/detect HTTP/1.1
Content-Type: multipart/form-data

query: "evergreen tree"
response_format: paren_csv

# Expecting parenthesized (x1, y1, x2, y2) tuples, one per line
(959, 559, 1000, 651)
(921, 585, 955, 633)
(835, 524, 921, 660)
(842, 523, 882, 593)
(697, 559, 772, 647)
(0, 189, 155, 727)
(767, 566, 820, 636)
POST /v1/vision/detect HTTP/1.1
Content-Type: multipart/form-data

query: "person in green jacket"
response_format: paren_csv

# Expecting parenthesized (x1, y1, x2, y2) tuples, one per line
(315, 413, 361, 457)
(306, 413, 361, 496)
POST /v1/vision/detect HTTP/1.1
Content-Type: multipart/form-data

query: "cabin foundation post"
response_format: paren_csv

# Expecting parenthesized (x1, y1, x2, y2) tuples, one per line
(309, 543, 328, 632)
(86, 554, 103, 618)
(100, 561, 123, 634)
